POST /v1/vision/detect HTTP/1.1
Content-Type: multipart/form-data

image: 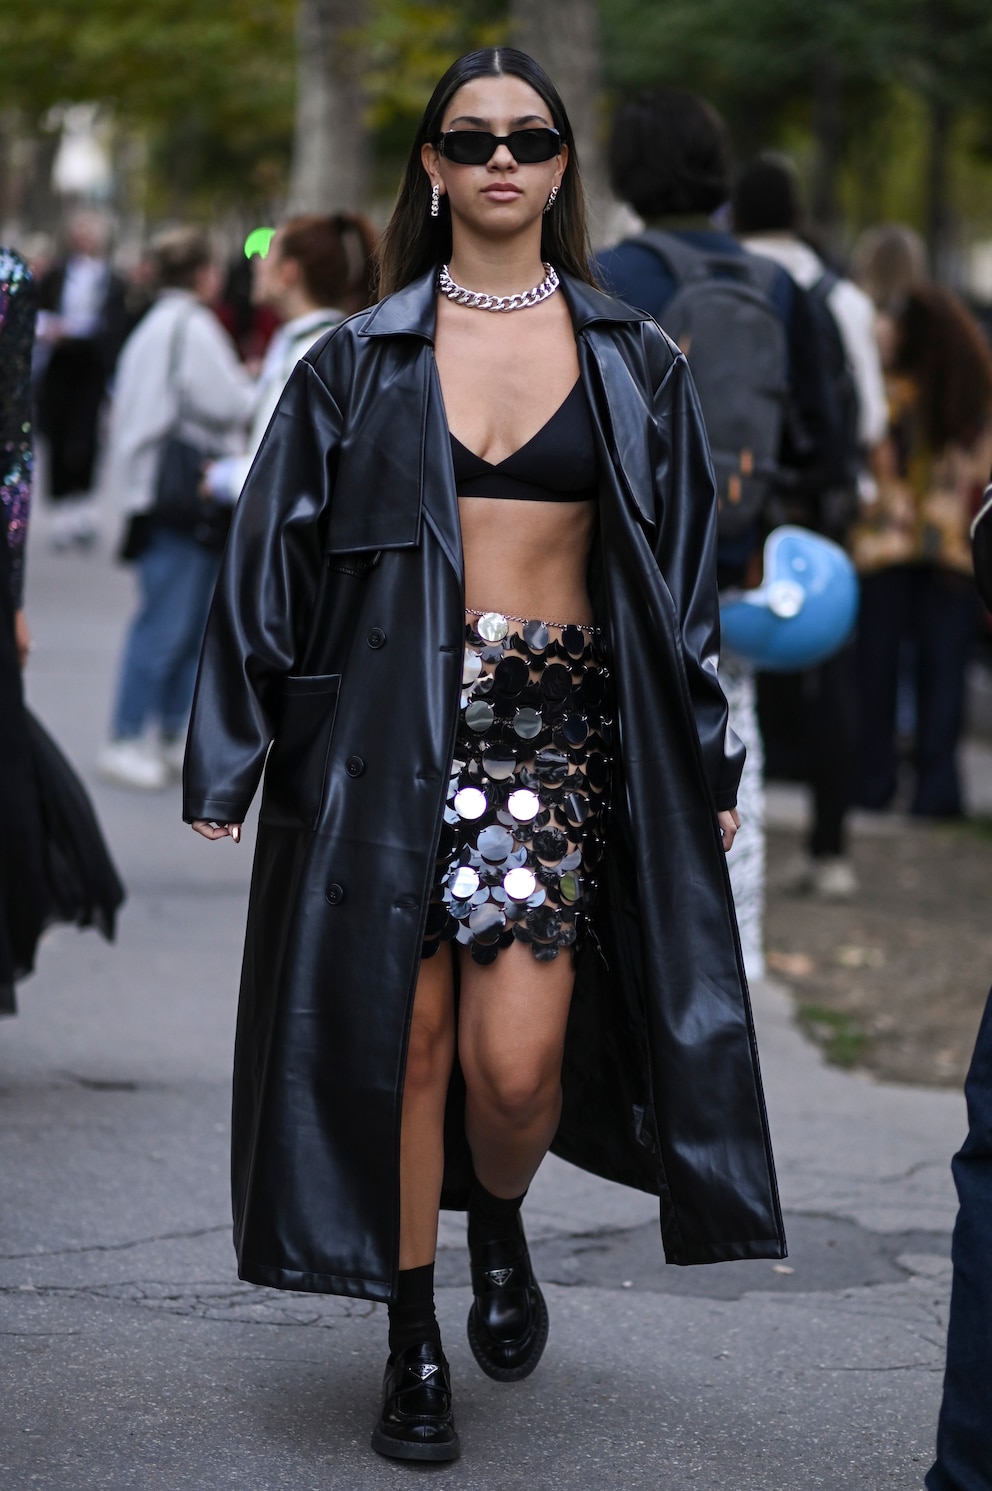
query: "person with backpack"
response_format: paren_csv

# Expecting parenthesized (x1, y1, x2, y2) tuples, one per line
(594, 88, 837, 977)
(732, 152, 887, 899)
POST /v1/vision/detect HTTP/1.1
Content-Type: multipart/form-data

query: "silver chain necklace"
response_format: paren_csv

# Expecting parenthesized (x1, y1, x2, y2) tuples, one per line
(438, 262, 560, 312)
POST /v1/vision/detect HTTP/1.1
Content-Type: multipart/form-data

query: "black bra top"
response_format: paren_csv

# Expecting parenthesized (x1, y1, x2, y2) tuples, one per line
(450, 379, 598, 503)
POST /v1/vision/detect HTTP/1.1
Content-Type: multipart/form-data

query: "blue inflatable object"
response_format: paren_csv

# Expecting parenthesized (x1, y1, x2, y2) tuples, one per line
(719, 526, 859, 671)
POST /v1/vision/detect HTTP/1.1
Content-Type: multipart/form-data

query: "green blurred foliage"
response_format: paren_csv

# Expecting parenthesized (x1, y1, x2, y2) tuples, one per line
(362, 0, 506, 126)
(600, 0, 992, 237)
(4, 0, 992, 239)
(0, 0, 297, 212)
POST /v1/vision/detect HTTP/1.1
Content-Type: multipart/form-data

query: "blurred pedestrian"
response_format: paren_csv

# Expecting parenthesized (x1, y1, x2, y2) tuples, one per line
(213, 252, 280, 369)
(1, 246, 123, 1013)
(594, 88, 836, 976)
(733, 152, 887, 899)
(97, 227, 253, 791)
(852, 224, 928, 313)
(851, 284, 992, 816)
(203, 211, 377, 506)
(925, 484, 992, 1491)
(34, 211, 128, 549)
(182, 46, 783, 1463)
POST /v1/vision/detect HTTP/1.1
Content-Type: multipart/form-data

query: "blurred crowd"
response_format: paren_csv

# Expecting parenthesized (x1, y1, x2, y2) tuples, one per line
(4, 86, 992, 981)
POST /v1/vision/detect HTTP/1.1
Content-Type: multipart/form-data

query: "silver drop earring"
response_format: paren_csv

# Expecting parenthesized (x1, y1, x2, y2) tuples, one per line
(543, 185, 559, 214)
(430, 183, 440, 218)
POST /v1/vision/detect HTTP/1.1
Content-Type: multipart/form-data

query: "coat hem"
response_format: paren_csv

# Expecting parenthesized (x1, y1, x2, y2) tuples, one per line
(670, 1237, 788, 1265)
(238, 1259, 392, 1302)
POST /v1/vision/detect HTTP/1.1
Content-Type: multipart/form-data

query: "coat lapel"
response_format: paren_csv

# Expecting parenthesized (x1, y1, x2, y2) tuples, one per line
(356, 270, 463, 576)
(559, 278, 658, 531)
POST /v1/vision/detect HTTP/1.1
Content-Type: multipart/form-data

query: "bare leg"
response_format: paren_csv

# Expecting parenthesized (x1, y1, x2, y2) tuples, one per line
(398, 949, 456, 1270)
(458, 941, 574, 1198)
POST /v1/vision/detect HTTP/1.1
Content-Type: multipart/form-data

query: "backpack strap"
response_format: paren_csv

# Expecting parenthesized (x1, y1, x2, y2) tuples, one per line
(637, 228, 784, 300)
(809, 267, 840, 304)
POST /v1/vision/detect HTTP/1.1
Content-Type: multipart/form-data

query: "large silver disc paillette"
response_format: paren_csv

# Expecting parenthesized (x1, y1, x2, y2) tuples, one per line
(476, 611, 510, 643)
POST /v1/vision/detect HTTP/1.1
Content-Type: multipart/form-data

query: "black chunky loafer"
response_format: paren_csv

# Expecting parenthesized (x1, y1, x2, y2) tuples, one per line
(467, 1215, 549, 1382)
(370, 1341, 460, 1462)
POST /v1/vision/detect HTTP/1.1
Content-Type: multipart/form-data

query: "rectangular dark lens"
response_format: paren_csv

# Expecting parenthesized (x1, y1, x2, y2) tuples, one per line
(511, 129, 558, 163)
(443, 132, 496, 165)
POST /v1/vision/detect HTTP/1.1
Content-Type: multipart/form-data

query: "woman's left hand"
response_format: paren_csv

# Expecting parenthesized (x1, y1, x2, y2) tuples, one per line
(718, 809, 741, 853)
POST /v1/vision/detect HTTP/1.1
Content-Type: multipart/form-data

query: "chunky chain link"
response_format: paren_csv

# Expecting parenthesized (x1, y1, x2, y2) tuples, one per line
(439, 262, 560, 313)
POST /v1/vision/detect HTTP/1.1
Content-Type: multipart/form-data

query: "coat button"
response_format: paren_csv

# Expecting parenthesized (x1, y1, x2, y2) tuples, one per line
(345, 756, 365, 777)
(367, 627, 386, 649)
(325, 882, 345, 905)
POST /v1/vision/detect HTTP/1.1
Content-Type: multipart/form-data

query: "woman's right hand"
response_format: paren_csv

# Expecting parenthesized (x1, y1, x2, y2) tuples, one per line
(14, 609, 30, 669)
(192, 820, 242, 843)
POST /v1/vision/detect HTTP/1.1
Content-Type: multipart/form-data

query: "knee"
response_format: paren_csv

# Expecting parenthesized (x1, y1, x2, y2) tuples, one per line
(404, 1009, 453, 1095)
(470, 1055, 560, 1128)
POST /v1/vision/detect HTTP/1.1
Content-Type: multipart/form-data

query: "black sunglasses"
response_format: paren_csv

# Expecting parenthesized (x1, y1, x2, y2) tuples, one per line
(436, 127, 561, 166)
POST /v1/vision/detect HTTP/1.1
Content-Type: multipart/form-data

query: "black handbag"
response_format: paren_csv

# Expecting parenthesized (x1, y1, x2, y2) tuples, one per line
(151, 310, 234, 552)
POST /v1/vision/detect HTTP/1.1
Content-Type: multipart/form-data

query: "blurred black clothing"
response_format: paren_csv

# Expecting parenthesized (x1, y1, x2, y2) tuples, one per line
(0, 525, 125, 1013)
(856, 565, 981, 818)
(757, 645, 857, 859)
(35, 260, 128, 498)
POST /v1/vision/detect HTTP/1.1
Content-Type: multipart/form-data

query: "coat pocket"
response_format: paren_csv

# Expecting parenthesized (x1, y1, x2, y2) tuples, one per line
(261, 673, 341, 830)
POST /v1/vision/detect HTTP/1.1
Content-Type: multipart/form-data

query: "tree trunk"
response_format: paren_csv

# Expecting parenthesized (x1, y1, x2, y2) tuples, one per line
(508, 0, 611, 241)
(288, 0, 370, 213)
(925, 93, 954, 285)
(810, 47, 843, 254)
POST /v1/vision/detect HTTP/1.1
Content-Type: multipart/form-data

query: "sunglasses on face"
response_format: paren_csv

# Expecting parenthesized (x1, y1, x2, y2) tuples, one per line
(435, 127, 561, 166)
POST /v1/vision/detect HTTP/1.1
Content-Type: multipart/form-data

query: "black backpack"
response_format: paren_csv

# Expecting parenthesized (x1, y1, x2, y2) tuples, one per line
(638, 230, 789, 543)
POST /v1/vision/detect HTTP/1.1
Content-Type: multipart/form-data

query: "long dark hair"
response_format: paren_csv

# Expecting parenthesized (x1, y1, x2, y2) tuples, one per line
(895, 284, 992, 450)
(377, 48, 594, 298)
(279, 211, 378, 314)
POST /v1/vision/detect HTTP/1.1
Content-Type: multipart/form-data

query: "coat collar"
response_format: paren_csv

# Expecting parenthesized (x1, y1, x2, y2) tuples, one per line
(359, 267, 649, 342)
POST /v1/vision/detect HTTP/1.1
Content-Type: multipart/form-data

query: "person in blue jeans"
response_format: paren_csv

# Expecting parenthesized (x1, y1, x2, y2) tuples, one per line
(109, 526, 224, 749)
(98, 229, 253, 790)
(926, 485, 992, 1490)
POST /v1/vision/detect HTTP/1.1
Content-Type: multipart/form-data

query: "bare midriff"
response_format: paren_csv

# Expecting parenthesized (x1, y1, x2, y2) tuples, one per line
(434, 287, 594, 626)
(459, 494, 596, 629)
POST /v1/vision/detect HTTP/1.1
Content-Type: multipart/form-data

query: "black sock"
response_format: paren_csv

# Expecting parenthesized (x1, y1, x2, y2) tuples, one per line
(468, 1180, 527, 1254)
(387, 1262, 441, 1358)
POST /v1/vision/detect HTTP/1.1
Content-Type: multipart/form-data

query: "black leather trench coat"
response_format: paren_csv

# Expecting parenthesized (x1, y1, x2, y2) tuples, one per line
(183, 269, 786, 1302)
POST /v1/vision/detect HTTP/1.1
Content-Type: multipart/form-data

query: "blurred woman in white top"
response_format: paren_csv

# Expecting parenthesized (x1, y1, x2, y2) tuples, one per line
(203, 213, 377, 506)
(98, 228, 254, 790)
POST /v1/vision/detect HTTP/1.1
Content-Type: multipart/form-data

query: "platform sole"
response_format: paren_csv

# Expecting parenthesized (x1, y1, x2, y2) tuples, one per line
(370, 1426, 461, 1462)
(466, 1286, 549, 1382)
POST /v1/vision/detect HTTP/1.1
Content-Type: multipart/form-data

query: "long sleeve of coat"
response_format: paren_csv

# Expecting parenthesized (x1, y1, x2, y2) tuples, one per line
(647, 335, 744, 811)
(183, 361, 342, 824)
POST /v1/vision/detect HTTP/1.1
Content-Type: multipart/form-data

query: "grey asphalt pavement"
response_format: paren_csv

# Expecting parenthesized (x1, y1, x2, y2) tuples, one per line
(0, 518, 974, 1490)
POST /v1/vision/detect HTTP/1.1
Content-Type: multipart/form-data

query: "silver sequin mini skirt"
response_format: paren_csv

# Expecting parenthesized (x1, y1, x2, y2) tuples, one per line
(421, 610, 613, 966)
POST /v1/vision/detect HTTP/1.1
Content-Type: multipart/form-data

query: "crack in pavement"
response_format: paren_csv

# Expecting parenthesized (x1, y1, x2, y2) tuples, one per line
(0, 1278, 379, 1328)
(0, 1224, 229, 1262)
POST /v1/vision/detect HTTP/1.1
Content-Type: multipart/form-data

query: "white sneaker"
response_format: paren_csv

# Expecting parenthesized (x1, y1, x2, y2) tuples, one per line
(812, 856, 859, 900)
(160, 734, 187, 778)
(96, 738, 170, 791)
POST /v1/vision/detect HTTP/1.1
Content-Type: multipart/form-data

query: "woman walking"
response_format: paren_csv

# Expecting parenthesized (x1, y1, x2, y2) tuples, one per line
(1, 246, 123, 1013)
(184, 49, 784, 1462)
(202, 211, 377, 507)
(852, 282, 992, 817)
(98, 228, 254, 790)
